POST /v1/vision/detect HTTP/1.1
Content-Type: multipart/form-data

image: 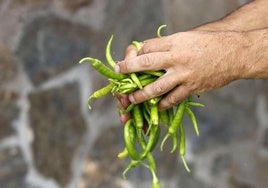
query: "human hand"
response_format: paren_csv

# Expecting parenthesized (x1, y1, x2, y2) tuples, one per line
(116, 93, 131, 124)
(115, 31, 246, 110)
(116, 43, 140, 124)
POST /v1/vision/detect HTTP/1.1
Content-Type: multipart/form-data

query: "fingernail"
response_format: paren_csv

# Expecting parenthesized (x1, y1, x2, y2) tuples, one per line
(129, 94, 136, 103)
(114, 64, 120, 73)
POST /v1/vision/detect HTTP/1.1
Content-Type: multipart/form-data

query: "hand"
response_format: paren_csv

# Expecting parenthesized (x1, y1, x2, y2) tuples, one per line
(116, 44, 140, 124)
(116, 93, 131, 124)
(115, 30, 247, 110)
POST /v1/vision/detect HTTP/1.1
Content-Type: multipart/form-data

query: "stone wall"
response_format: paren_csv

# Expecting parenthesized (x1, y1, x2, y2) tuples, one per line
(1, 0, 267, 188)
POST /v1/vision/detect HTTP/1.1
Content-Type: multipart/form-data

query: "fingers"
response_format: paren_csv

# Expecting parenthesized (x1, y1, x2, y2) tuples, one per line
(120, 113, 131, 124)
(124, 44, 139, 60)
(116, 43, 141, 124)
(138, 37, 171, 55)
(117, 78, 191, 116)
(115, 93, 131, 124)
(116, 51, 172, 73)
(125, 36, 170, 59)
(128, 73, 182, 104)
(115, 36, 172, 73)
(158, 85, 190, 110)
(116, 93, 131, 109)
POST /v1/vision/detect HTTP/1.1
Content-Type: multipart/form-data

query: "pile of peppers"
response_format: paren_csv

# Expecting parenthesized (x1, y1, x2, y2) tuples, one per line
(79, 25, 204, 188)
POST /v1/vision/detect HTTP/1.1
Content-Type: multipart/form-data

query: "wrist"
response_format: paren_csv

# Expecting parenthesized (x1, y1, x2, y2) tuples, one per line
(239, 29, 268, 79)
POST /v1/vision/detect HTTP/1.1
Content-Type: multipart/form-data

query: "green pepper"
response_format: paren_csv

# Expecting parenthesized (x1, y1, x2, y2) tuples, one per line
(160, 101, 186, 152)
(124, 119, 142, 160)
(79, 57, 127, 80)
(141, 125, 161, 159)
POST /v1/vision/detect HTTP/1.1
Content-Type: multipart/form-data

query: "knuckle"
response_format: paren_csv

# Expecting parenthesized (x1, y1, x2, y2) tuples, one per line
(152, 81, 165, 94)
(125, 45, 138, 60)
(133, 89, 150, 103)
(134, 83, 160, 103)
(167, 95, 178, 106)
(140, 45, 150, 54)
(120, 61, 129, 73)
(126, 44, 136, 52)
(139, 46, 146, 54)
(140, 90, 150, 101)
(141, 55, 152, 67)
(139, 42, 151, 54)
(180, 50, 192, 63)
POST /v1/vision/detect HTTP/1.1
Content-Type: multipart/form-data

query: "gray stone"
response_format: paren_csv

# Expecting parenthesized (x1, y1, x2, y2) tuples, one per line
(210, 152, 231, 176)
(154, 128, 182, 179)
(82, 125, 125, 188)
(0, 45, 17, 84)
(163, 0, 249, 32)
(262, 128, 268, 150)
(260, 80, 268, 118)
(175, 171, 211, 188)
(28, 82, 87, 186)
(0, 90, 19, 140)
(7, 0, 52, 8)
(102, 0, 164, 61)
(56, 0, 93, 12)
(190, 80, 259, 153)
(228, 143, 268, 188)
(15, 15, 96, 86)
(229, 178, 254, 188)
(0, 146, 27, 188)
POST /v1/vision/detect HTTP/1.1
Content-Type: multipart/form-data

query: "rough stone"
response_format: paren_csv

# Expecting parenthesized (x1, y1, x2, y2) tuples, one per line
(0, 1, 28, 48)
(190, 80, 259, 153)
(175, 170, 211, 188)
(81, 125, 125, 188)
(210, 152, 231, 176)
(56, 0, 93, 12)
(8, 0, 52, 8)
(262, 128, 268, 150)
(0, 45, 17, 84)
(228, 143, 268, 188)
(260, 80, 268, 120)
(0, 146, 28, 188)
(102, 0, 164, 61)
(154, 128, 182, 179)
(28, 82, 87, 186)
(163, 0, 249, 32)
(0, 90, 19, 140)
(263, 81, 268, 107)
(15, 15, 96, 86)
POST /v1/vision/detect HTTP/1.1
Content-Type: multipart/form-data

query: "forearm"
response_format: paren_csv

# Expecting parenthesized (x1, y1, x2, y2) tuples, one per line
(195, 0, 268, 31)
(239, 28, 268, 79)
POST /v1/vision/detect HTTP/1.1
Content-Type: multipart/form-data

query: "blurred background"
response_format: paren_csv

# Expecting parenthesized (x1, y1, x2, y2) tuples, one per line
(1, 0, 268, 188)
